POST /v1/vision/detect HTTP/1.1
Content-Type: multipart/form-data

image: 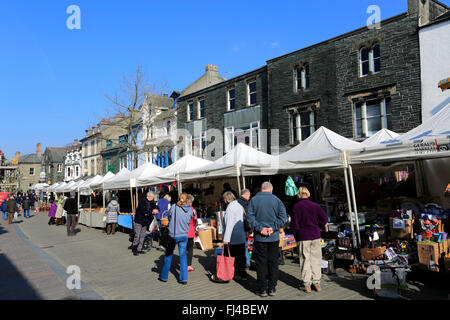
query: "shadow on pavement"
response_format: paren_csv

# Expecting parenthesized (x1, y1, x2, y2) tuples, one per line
(0, 253, 42, 300)
(0, 225, 8, 235)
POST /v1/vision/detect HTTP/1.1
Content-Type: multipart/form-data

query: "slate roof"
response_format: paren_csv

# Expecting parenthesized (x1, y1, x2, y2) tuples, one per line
(45, 148, 67, 163)
(18, 154, 43, 164)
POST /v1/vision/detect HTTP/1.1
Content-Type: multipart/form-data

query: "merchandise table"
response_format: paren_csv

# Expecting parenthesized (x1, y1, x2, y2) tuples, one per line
(78, 210, 106, 228)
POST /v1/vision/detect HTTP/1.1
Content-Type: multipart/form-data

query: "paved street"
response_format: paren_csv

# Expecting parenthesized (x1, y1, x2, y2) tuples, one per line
(0, 211, 448, 300)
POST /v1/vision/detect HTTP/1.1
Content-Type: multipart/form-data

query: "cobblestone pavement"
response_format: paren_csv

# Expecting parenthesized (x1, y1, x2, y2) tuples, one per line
(1, 212, 448, 300)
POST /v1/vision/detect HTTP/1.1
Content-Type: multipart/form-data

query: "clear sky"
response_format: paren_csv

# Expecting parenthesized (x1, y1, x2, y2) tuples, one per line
(1, 0, 448, 160)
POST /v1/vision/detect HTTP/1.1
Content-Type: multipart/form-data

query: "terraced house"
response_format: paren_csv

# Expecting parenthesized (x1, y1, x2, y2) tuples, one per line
(176, 0, 449, 156)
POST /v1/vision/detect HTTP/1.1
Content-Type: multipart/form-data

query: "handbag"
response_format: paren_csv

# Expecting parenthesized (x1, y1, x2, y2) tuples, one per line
(216, 245, 235, 282)
(160, 206, 178, 251)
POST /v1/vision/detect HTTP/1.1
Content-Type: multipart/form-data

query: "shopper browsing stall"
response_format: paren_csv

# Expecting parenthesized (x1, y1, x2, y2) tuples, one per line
(48, 199, 57, 225)
(105, 196, 120, 235)
(132, 191, 159, 256)
(187, 194, 198, 272)
(290, 187, 328, 293)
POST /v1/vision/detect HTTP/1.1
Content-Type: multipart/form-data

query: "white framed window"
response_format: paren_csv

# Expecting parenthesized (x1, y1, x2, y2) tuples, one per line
(354, 97, 392, 139)
(290, 111, 316, 143)
(29, 168, 35, 176)
(360, 44, 381, 77)
(57, 164, 62, 173)
(166, 121, 171, 136)
(198, 98, 205, 119)
(225, 121, 260, 153)
(67, 167, 71, 177)
(75, 166, 79, 177)
(296, 64, 310, 91)
(190, 131, 207, 157)
(227, 87, 235, 111)
(247, 80, 257, 106)
(187, 101, 194, 121)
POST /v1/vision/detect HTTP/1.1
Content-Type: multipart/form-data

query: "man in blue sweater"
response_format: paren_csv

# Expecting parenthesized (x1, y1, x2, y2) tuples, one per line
(246, 182, 287, 297)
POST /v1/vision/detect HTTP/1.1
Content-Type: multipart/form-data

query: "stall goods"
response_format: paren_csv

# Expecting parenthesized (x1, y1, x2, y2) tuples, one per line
(389, 218, 414, 240)
(417, 241, 448, 271)
(198, 228, 213, 251)
(280, 234, 297, 251)
(360, 246, 387, 261)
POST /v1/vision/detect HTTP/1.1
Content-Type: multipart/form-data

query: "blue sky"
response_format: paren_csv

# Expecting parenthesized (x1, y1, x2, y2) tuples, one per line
(0, 0, 448, 159)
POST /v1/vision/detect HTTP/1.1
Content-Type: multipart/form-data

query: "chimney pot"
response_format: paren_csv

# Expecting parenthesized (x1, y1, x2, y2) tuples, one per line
(205, 64, 218, 72)
(36, 143, 42, 156)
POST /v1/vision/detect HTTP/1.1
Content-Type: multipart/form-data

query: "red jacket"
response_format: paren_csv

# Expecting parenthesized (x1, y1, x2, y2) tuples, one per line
(188, 205, 198, 239)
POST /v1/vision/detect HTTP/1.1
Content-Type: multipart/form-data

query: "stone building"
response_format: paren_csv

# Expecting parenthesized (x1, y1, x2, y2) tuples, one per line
(41, 147, 66, 185)
(0, 149, 19, 193)
(17, 143, 43, 191)
(81, 124, 103, 177)
(64, 140, 82, 182)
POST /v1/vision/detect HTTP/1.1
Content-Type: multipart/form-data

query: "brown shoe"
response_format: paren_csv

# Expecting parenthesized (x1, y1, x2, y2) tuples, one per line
(313, 284, 322, 292)
(299, 285, 311, 293)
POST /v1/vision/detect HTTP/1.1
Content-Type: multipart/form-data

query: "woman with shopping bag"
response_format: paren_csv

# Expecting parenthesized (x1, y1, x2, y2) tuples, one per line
(210, 191, 246, 282)
(158, 193, 193, 284)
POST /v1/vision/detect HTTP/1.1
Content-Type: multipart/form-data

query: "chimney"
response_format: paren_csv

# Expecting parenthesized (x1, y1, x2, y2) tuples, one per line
(73, 139, 79, 146)
(36, 143, 42, 156)
(15, 151, 21, 159)
(408, 0, 430, 26)
(205, 64, 218, 73)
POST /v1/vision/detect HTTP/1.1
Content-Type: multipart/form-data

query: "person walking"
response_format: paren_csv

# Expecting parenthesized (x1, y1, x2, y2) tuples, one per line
(22, 195, 31, 219)
(64, 192, 78, 236)
(55, 195, 65, 225)
(159, 193, 193, 284)
(186, 194, 198, 272)
(290, 187, 328, 293)
(48, 199, 57, 225)
(246, 182, 287, 297)
(1, 198, 7, 221)
(222, 191, 248, 281)
(6, 195, 17, 224)
(237, 189, 252, 268)
(132, 191, 159, 256)
(105, 196, 120, 235)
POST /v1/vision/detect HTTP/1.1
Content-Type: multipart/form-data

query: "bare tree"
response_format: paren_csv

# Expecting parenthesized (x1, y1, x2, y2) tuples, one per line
(100, 65, 169, 170)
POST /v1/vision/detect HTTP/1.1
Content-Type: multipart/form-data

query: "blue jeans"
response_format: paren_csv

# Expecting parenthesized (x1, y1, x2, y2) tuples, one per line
(160, 236, 188, 283)
(245, 240, 251, 268)
(1, 211, 7, 220)
(24, 209, 30, 218)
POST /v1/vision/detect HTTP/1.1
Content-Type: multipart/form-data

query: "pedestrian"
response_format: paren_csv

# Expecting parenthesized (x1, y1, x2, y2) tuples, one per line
(105, 196, 120, 235)
(15, 193, 23, 213)
(221, 191, 248, 281)
(55, 195, 65, 225)
(245, 182, 287, 297)
(22, 195, 31, 219)
(290, 187, 328, 293)
(6, 194, 17, 224)
(237, 188, 252, 269)
(157, 194, 171, 227)
(159, 193, 193, 284)
(1, 198, 7, 220)
(48, 199, 57, 225)
(186, 194, 198, 272)
(64, 192, 78, 236)
(132, 191, 159, 256)
(220, 183, 237, 209)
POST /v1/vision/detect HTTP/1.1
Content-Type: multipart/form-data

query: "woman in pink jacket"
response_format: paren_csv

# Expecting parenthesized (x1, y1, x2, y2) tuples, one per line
(187, 194, 198, 272)
(48, 199, 57, 225)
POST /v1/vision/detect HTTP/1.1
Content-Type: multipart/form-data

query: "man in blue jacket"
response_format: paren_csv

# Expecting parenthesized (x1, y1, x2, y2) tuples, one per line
(246, 182, 287, 297)
(132, 191, 159, 256)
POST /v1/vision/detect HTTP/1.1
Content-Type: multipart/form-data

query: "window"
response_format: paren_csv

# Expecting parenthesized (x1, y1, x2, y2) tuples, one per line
(228, 88, 235, 111)
(90, 160, 94, 175)
(75, 166, 79, 177)
(225, 122, 260, 153)
(198, 98, 205, 119)
(296, 64, 310, 91)
(191, 132, 207, 157)
(167, 121, 171, 135)
(119, 135, 128, 145)
(67, 167, 71, 177)
(360, 44, 381, 77)
(290, 111, 316, 143)
(354, 97, 392, 138)
(57, 164, 62, 173)
(106, 140, 112, 148)
(187, 102, 194, 121)
(248, 81, 257, 106)
(29, 168, 35, 176)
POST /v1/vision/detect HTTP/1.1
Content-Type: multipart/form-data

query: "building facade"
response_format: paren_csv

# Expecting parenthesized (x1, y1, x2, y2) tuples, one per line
(17, 143, 43, 191)
(41, 147, 66, 185)
(64, 140, 82, 182)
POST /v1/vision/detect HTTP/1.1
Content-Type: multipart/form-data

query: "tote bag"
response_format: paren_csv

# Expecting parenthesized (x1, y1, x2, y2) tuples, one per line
(216, 245, 235, 282)
(285, 176, 298, 197)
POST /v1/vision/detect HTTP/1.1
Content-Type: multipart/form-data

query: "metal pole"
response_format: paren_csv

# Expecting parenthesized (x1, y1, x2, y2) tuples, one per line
(348, 164, 361, 246)
(77, 186, 80, 211)
(236, 164, 242, 195)
(177, 172, 182, 196)
(342, 152, 357, 249)
(242, 174, 246, 190)
(102, 183, 105, 209)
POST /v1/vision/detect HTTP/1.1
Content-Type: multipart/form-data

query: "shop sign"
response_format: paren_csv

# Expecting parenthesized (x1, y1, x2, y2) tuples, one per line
(413, 140, 450, 155)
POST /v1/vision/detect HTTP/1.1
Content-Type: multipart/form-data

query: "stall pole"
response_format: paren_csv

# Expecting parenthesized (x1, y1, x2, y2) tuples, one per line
(343, 152, 358, 249)
(77, 186, 80, 210)
(242, 174, 246, 190)
(348, 164, 361, 246)
(130, 187, 134, 213)
(236, 164, 242, 195)
(89, 194, 92, 213)
(177, 172, 182, 196)
(102, 183, 106, 209)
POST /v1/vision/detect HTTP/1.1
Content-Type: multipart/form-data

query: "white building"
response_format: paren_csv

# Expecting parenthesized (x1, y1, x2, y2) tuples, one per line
(64, 140, 82, 182)
(419, 10, 450, 122)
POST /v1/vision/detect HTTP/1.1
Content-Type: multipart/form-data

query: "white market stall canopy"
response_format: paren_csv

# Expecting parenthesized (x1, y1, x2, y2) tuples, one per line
(68, 179, 85, 192)
(349, 103, 450, 164)
(107, 162, 162, 189)
(103, 167, 132, 190)
(137, 155, 212, 186)
(32, 183, 49, 190)
(279, 126, 363, 171)
(45, 182, 61, 192)
(90, 171, 115, 190)
(181, 143, 281, 181)
(59, 181, 76, 193)
(361, 129, 400, 147)
(54, 182, 69, 193)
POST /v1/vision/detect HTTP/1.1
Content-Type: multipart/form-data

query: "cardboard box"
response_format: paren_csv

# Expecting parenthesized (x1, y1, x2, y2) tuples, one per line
(417, 242, 440, 271)
(198, 229, 213, 251)
(210, 227, 217, 241)
(389, 218, 414, 239)
(360, 246, 387, 261)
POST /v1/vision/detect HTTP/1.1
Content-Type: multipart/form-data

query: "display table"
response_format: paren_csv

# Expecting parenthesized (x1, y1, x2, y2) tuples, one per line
(79, 211, 106, 228)
(118, 214, 134, 229)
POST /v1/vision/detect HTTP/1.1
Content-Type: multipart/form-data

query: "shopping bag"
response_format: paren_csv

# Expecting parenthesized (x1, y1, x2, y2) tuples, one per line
(13, 212, 18, 221)
(285, 176, 298, 197)
(216, 245, 235, 282)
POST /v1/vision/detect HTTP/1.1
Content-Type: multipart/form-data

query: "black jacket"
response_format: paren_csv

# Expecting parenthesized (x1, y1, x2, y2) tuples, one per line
(237, 197, 249, 213)
(63, 198, 78, 215)
(135, 198, 158, 226)
(22, 199, 31, 210)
